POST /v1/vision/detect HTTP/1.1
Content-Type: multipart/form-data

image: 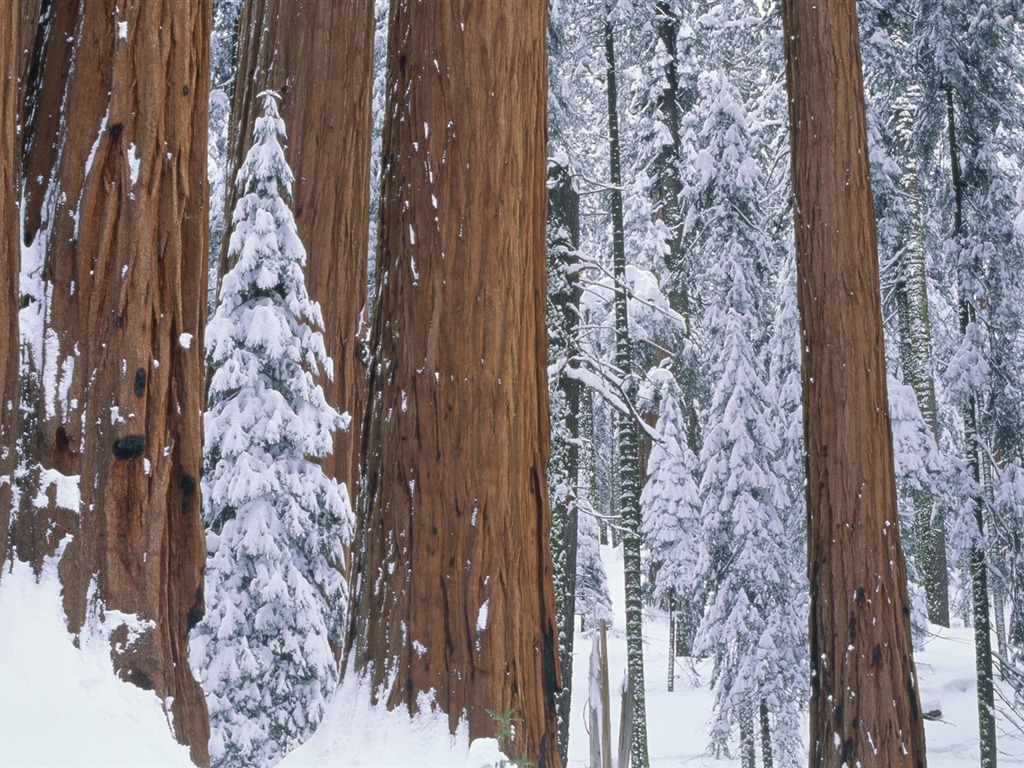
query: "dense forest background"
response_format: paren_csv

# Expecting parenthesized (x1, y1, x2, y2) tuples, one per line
(2, 0, 1024, 767)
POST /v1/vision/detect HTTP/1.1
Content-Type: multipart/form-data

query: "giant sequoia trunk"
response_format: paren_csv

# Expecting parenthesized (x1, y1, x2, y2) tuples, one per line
(221, 0, 373, 499)
(346, 2, 562, 765)
(781, 2, 928, 766)
(0, 0, 19, 573)
(14, 2, 211, 763)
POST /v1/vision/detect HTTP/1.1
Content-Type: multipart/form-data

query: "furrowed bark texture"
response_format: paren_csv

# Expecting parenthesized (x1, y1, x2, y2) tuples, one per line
(0, 0, 20, 574)
(16, 2, 211, 763)
(781, 2, 928, 766)
(223, 0, 373, 498)
(348, 2, 562, 765)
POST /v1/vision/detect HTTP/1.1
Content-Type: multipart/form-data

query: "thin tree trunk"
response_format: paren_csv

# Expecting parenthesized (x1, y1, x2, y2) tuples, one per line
(739, 701, 755, 768)
(0, 0, 20, 575)
(548, 157, 582, 765)
(781, 2, 928, 766)
(892, 130, 950, 627)
(221, 0, 373, 500)
(667, 596, 676, 692)
(760, 698, 774, 768)
(604, 9, 650, 768)
(946, 82, 997, 768)
(346, 2, 562, 764)
(652, 0, 688, 327)
(15, 3, 211, 763)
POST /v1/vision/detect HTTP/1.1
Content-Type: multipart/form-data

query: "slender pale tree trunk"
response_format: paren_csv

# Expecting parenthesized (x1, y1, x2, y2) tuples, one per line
(781, 2, 928, 766)
(891, 111, 950, 627)
(945, 83, 997, 768)
(893, 242, 951, 627)
(221, 0, 374, 499)
(346, 2, 562, 765)
(604, 9, 650, 768)
(15, 3, 211, 763)
(0, 0, 20, 574)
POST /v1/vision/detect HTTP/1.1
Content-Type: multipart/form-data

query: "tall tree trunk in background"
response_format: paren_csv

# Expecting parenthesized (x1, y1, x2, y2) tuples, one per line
(892, 111, 950, 627)
(945, 83, 997, 768)
(548, 157, 582, 764)
(0, 0, 20, 575)
(652, 0, 687, 325)
(781, 2, 928, 766)
(604, 9, 650, 768)
(346, 2, 562, 765)
(222, 0, 374, 500)
(15, 3, 211, 763)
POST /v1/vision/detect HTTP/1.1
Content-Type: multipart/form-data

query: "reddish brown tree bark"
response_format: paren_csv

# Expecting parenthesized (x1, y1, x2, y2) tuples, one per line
(0, 0, 20, 575)
(15, 2, 211, 763)
(347, 2, 562, 765)
(222, 0, 373, 498)
(781, 2, 927, 766)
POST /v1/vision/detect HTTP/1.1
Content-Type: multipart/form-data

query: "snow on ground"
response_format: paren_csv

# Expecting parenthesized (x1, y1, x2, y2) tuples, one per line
(567, 544, 1024, 767)
(2, 543, 1023, 766)
(278, 677, 476, 767)
(0, 559, 193, 767)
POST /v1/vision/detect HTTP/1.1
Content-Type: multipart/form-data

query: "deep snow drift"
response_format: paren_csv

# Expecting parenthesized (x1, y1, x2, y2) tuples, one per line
(2, 544, 1023, 766)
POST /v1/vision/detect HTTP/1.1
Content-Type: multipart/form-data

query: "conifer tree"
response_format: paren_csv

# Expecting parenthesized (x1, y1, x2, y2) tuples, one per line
(782, 1, 928, 763)
(639, 364, 701, 656)
(345, 3, 562, 763)
(192, 92, 352, 768)
(860, 0, 951, 626)
(912, 3, 1024, 759)
(15, 2, 212, 758)
(687, 71, 800, 766)
(603, 5, 650, 763)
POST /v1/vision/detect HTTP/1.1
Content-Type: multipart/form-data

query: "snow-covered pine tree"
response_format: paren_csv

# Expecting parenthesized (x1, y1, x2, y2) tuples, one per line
(859, 0, 953, 627)
(639, 364, 701, 659)
(764, 250, 811, 767)
(911, 2, 1024, 757)
(687, 62, 800, 766)
(192, 91, 352, 768)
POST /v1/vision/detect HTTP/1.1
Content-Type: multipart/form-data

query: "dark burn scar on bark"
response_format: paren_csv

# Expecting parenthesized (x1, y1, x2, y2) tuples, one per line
(112, 435, 144, 460)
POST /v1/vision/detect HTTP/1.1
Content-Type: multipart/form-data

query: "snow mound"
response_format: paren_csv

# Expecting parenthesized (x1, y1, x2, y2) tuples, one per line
(278, 676, 473, 767)
(0, 559, 192, 767)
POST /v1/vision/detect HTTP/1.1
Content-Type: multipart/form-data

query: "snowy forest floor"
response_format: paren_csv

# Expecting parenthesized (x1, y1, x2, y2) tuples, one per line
(567, 544, 1024, 768)
(2, 546, 1024, 766)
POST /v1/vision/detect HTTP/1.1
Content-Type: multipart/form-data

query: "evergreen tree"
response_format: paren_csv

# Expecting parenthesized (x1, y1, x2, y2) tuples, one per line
(783, 1, 928, 763)
(912, 3, 1024, 758)
(860, 0, 952, 627)
(14, 2, 212, 757)
(192, 92, 352, 768)
(764, 252, 811, 768)
(639, 364, 701, 657)
(688, 66, 799, 765)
